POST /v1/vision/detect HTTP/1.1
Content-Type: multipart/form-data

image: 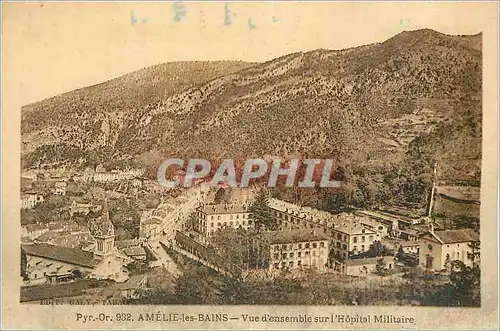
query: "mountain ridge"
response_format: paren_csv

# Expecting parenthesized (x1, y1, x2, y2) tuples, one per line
(21, 29, 482, 206)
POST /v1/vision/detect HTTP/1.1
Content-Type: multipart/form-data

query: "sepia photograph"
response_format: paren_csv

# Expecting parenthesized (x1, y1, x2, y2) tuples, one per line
(2, 1, 499, 330)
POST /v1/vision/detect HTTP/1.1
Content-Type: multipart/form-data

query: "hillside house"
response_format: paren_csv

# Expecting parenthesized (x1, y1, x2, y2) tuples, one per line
(418, 225, 479, 271)
(196, 203, 253, 236)
(265, 230, 330, 273)
(345, 257, 394, 276)
(21, 193, 44, 209)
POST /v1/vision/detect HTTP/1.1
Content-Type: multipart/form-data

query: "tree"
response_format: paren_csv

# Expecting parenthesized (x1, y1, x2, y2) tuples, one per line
(355, 241, 393, 259)
(174, 265, 224, 304)
(453, 216, 479, 232)
(126, 261, 149, 276)
(20, 249, 28, 280)
(214, 188, 229, 204)
(467, 241, 480, 268)
(374, 259, 385, 274)
(396, 245, 405, 262)
(72, 269, 83, 279)
(248, 188, 274, 230)
(449, 260, 480, 307)
(444, 253, 452, 271)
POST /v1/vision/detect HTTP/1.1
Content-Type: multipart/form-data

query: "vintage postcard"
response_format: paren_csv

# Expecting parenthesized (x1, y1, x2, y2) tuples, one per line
(1, 1, 499, 330)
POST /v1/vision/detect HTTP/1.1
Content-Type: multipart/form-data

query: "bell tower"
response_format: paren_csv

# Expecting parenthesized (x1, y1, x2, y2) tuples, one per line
(90, 199, 115, 257)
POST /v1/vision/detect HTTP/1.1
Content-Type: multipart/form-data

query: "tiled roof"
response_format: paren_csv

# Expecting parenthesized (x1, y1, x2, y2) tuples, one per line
(437, 186, 480, 202)
(399, 228, 420, 236)
(200, 203, 249, 215)
(123, 246, 146, 257)
(434, 229, 480, 244)
(89, 219, 114, 237)
(116, 239, 141, 249)
(22, 243, 100, 268)
(269, 199, 376, 235)
(269, 199, 333, 222)
(334, 224, 376, 235)
(34, 230, 60, 242)
(114, 275, 147, 290)
(21, 236, 34, 244)
(142, 216, 162, 225)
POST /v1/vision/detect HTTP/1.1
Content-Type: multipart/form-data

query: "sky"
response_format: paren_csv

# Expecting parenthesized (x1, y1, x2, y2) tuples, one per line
(2, 1, 497, 106)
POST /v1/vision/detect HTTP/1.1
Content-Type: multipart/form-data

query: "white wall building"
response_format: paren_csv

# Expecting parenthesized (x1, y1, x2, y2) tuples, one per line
(418, 225, 479, 271)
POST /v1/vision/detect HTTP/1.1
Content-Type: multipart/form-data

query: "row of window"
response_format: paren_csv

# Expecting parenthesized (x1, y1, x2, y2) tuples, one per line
(273, 250, 326, 260)
(273, 241, 326, 251)
(273, 259, 320, 269)
(352, 245, 366, 252)
(208, 214, 248, 221)
(278, 221, 316, 230)
(207, 220, 254, 228)
(353, 235, 375, 243)
(334, 242, 348, 250)
(274, 213, 378, 245)
(333, 232, 348, 242)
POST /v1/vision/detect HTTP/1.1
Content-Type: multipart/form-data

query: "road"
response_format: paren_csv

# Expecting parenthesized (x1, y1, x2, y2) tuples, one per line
(144, 183, 211, 276)
(159, 183, 210, 243)
(147, 240, 182, 276)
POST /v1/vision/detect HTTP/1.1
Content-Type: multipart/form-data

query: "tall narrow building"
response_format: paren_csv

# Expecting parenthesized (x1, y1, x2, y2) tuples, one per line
(89, 199, 115, 257)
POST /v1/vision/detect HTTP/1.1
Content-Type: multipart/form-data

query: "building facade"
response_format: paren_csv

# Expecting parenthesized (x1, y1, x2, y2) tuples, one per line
(418, 225, 479, 271)
(345, 257, 394, 276)
(196, 203, 253, 236)
(267, 230, 330, 272)
(21, 193, 44, 209)
(268, 198, 380, 261)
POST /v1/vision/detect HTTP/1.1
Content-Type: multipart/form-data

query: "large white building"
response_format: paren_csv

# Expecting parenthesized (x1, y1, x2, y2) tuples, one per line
(268, 198, 380, 262)
(21, 193, 44, 209)
(195, 203, 253, 236)
(266, 230, 330, 272)
(418, 225, 479, 271)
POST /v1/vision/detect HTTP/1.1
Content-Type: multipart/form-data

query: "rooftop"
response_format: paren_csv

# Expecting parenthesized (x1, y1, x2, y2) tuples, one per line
(200, 203, 249, 215)
(268, 198, 333, 223)
(355, 209, 414, 225)
(433, 228, 480, 244)
(122, 246, 146, 257)
(269, 199, 376, 235)
(89, 201, 114, 238)
(141, 216, 162, 225)
(436, 185, 480, 202)
(116, 238, 142, 249)
(334, 223, 376, 235)
(114, 275, 147, 290)
(22, 243, 100, 268)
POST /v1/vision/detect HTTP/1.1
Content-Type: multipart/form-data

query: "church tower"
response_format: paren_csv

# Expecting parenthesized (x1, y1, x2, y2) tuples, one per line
(90, 199, 115, 257)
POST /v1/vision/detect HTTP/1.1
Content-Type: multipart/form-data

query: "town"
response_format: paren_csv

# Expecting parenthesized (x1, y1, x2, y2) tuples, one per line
(20, 164, 481, 305)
